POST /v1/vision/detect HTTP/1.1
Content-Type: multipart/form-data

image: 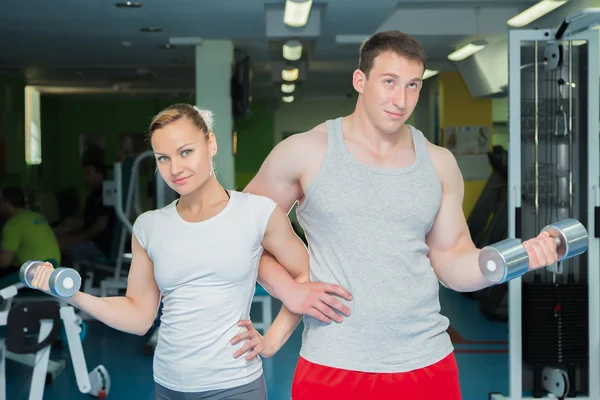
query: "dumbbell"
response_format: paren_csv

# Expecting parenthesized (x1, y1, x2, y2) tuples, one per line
(19, 260, 81, 298)
(479, 218, 589, 284)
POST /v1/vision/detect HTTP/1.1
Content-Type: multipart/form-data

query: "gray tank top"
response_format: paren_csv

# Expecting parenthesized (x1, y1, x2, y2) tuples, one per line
(296, 117, 453, 373)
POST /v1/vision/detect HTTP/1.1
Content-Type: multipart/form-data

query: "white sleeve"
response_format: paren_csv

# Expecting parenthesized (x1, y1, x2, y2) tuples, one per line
(132, 211, 153, 250)
(250, 195, 277, 240)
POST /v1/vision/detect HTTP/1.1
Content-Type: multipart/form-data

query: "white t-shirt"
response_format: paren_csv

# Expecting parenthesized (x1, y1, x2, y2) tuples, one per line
(133, 190, 277, 392)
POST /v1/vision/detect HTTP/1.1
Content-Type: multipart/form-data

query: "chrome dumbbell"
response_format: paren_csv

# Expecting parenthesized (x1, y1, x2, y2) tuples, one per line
(479, 218, 589, 284)
(19, 261, 81, 298)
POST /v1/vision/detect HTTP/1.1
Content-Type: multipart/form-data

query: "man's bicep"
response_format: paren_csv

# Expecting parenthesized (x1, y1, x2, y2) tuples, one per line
(262, 206, 296, 256)
(261, 205, 308, 279)
(244, 137, 304, 213)
(426, 152, 474, 263)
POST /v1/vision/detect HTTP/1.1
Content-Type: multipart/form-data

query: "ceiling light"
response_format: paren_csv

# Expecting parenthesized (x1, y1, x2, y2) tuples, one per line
(284, 0, 313, 28)
(281, 83, 295, 93)
(507, 0, 567, 27)
(447, 40, 487, 61)
(159, 44, 176, 49)
(140, 27, 162, 33)
(283, 40, 302, 61)
(282, 95, 295, 103)
(115, 2, 142, 8)
(282, 67, 299, 81)
(423, 69, 439, 80)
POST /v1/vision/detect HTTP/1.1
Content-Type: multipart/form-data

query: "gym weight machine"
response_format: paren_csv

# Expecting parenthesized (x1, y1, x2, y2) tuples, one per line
(0, 269, 109, 400)
(489, 8, 600, 400)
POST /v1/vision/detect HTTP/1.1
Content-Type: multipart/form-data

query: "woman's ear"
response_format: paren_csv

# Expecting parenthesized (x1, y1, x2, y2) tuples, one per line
(208, 132, 218, 156)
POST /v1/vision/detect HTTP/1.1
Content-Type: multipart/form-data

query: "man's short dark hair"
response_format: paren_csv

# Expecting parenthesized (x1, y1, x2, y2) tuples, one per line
(358, 30, 427, 77)
(1, 186, 26, 208)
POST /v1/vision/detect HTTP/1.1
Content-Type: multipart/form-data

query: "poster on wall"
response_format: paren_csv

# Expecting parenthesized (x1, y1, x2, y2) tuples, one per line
(444, 125, 491, 181)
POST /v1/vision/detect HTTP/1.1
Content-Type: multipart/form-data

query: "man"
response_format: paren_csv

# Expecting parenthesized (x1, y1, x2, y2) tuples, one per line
(0, 186, 61, 276)
(245, 31, 559, 398)
(58, 159, 116, 263)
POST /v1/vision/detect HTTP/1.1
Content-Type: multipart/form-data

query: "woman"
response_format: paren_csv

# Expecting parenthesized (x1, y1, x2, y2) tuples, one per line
(28, 103, 352, 399)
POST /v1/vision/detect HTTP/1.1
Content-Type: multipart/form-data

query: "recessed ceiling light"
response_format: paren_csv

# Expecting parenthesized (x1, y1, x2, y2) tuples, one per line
(140, 27, 162, 33)
(283, 40, 302, 61)
(281, 83, 295, 93)
(159, 44, 176, 49)
(284, 0, 313, 28)
(422, 69, 439, 80)
(281, 67, 299, 82)
(115, 2, 142, 8)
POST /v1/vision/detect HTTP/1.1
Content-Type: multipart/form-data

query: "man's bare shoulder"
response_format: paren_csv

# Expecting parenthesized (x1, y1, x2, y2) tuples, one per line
(424, 138, 462, 185)
(280, 122, 327, 152)
(244, 122, 329, 209)
(252, 122, 328, 179)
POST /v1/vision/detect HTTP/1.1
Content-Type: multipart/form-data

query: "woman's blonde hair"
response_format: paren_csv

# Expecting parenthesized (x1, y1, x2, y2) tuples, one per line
(148, 103, 214, 138)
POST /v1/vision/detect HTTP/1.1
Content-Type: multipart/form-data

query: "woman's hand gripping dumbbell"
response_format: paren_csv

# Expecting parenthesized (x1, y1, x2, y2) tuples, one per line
(19, 260, 81, 298)
(479, 218, 589, 284)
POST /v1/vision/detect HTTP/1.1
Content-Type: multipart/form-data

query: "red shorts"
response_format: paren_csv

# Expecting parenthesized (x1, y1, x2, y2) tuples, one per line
(291, 352, 462, 400)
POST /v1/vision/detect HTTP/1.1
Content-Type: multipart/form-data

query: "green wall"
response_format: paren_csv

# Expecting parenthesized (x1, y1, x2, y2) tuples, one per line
(234, 100, 274, 189)
(0, 74, 27, 187)
(40, 95, 184, 191)
(0, 80, 275, 217)
(38, 95, 274, 192)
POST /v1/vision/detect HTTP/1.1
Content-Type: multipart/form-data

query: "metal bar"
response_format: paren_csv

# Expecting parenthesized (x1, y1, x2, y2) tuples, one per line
(584, 29, 600, 400)
(534, 40, 540, 236)
(508, 29, 524, 400)
(568, 42, 573, 219)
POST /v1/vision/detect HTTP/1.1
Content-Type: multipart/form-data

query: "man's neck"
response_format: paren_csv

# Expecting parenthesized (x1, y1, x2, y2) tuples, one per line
(345, 106, 410, 153)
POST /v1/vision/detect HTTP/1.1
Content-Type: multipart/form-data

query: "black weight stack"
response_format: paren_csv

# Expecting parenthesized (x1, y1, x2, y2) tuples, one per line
(522, 283, 588, 398)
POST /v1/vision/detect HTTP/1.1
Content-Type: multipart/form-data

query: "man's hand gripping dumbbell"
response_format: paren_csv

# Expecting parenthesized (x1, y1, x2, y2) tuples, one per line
(479, 218, 589, 284)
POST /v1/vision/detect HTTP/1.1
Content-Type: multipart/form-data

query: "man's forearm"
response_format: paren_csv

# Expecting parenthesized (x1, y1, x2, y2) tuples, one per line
(256, 252, 312, 350)
(435, 248, 494, 292)
(257, 252, 300, 302)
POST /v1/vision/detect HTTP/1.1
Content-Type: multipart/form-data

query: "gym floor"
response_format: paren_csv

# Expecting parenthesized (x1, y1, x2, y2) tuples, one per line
(7, 287, 509, 399)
